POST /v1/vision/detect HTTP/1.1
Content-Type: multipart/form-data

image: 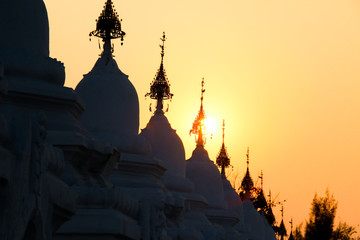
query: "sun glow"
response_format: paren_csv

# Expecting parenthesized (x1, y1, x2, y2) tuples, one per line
(204, 117, 216, 136)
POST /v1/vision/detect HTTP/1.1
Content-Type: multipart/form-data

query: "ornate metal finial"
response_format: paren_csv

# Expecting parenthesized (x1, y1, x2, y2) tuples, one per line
(89, 0, 126, 54)
(190, 78, 207, 147)
(246, 146, 250, 167)
(145, 32, 173, 114)
(289, 218, 293, 232)
(216, 119, 231, 178)
(259, 170, 264, 190)
(201, 78, 205, 109)
(160, 32, 166, 63)
(222, 119, 225, 142)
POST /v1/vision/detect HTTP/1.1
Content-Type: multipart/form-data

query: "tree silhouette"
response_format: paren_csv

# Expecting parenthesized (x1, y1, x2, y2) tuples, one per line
(293, 223, 305, 240)
(332, 221, 357, 240)
(305, 189, 337, 240)
(292, 190, 357, 240)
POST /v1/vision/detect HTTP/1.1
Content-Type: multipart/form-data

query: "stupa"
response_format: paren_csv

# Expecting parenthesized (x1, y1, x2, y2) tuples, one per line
(185, 79, 244, 239)
(74, 4, 179, 239)
(215, 120, 253, 240)
(0, 0, 82, 238)
(140, 32, 193, 194)
(216, 120, 242, 209)
(238, 149, 277, 240)
(75, 0, 143, 154)
(56, 1, 142, 239)
(139, 33, 198, 238)
(186, 79, 225, 209)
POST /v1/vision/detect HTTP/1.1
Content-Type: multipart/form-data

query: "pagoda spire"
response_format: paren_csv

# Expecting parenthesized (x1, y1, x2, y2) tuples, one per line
(240, 147, 254, 201)
(279, 203, 287, 240)
(89, 0, 126, 56)
(190, 78, 207, 147)
(145, 32, 173, 114)
(216, 120, 231, 179)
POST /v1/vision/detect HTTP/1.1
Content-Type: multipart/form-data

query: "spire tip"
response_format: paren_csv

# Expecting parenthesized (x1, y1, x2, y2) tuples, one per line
(145, 32, 173, 114)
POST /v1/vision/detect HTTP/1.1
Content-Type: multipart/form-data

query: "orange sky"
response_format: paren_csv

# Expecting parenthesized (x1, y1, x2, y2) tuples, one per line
(44, 0, 360, 234)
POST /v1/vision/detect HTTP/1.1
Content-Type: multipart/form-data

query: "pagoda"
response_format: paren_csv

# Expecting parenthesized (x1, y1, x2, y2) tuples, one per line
(186, 79, 225, 209)
(139, 33, 198, 239)
(140, 32, 191, 192)
(57, 1, 144, 239)
(76, 0, 142, 154)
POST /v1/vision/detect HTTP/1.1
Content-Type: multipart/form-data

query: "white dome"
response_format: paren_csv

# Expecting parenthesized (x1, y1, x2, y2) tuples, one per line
(222, 178, 243, 209)
(242, 201, 266, 240)
(262, 217, 277, 240)
(140, 112, 194, 192)
(75, 52, 139, 151)
(0, 0, 49, 57)
(140, 113, 185, 176)
(186, 146, 225, 209)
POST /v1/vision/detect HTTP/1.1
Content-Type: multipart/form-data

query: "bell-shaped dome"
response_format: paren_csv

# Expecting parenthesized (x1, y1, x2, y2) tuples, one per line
(223, 178, 242, 209)
(242, 201, 266, 240)
(140, 113, 185, 177)
(186, 146, 225, 209)
(75, 50, 139, 151)
(0, 0, 49, 57)
(140, 112, 194, 192)
(76, 0, 140, 152)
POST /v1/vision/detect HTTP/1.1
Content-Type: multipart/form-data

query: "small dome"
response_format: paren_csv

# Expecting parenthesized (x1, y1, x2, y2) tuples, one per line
(140, 112, 194, 192)
(223, 178, 242, 209)
(0, 0, 49, 57)
(140, 113, 185, 177)
(186, 146, 225, 209)
(75, 53, 139, 151)
(242, 201, 266, 240)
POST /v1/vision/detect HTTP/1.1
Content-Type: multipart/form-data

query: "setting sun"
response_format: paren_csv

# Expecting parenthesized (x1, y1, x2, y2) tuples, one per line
(204, 117, 216, 137)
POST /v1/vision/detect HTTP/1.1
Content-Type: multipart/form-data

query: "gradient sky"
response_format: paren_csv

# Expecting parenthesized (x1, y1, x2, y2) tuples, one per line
(44, 0, 360, 233)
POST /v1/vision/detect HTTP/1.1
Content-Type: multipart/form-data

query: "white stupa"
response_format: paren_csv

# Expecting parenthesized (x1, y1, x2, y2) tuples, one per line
(238, 149, 277, 240)
(75, 1, 142, 154)
(139, 33, 193, 193)
(186, 79, 225, 209)
(215, 120, 243, 210)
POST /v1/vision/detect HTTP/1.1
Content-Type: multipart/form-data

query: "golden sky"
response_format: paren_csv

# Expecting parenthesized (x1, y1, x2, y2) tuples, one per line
(44, 0, 360, 232)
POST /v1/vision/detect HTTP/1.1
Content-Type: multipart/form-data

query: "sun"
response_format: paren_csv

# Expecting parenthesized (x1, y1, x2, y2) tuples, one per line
(204, 117, 216, 136)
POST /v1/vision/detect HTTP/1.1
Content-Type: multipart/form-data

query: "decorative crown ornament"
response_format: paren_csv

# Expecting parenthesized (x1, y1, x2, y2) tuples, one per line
(89, 0, 126, 44)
